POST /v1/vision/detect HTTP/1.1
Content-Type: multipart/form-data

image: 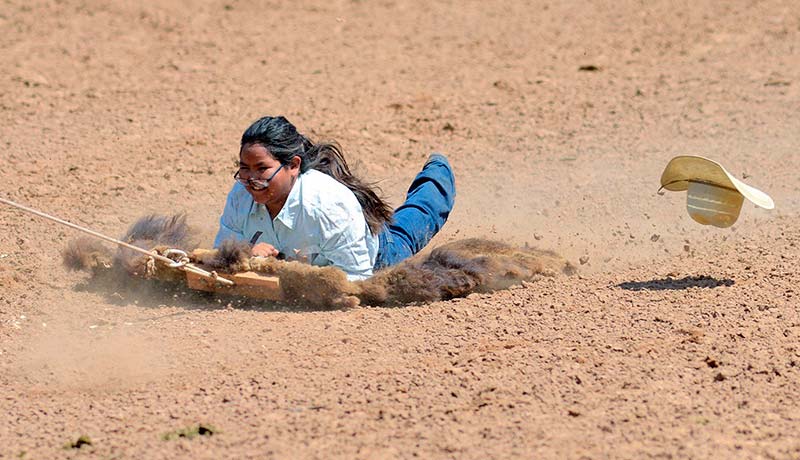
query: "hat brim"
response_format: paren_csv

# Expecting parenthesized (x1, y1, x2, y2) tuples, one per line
(660, 155, 775, 210)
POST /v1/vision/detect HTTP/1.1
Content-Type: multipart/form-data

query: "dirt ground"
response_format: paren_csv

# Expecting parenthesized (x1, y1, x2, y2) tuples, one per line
(1, 0, 800, 458)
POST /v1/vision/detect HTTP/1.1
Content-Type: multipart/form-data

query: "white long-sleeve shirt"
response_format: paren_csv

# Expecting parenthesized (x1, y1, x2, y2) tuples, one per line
(214, 169, 378, 280)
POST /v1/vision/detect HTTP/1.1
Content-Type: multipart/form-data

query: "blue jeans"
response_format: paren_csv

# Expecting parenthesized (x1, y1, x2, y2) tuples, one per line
(375, 153, 456, 269)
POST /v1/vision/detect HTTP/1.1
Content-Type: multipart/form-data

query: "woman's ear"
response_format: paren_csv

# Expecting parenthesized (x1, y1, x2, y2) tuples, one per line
(290, 155, 302, 171)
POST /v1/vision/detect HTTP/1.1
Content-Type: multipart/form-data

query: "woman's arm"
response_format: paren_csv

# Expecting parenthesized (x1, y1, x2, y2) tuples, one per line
(213, 184, 248, 247)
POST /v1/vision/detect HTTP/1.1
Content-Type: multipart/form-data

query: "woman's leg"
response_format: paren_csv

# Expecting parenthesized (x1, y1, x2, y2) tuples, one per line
(375, 153, 456, 269)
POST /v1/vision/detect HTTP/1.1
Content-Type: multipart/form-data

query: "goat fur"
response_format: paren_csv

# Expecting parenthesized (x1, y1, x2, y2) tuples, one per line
(65, 214, 575, 308)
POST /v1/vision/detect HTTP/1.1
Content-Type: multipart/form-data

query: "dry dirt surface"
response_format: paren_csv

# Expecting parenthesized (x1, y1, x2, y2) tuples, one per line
(2, 0, 800, 458)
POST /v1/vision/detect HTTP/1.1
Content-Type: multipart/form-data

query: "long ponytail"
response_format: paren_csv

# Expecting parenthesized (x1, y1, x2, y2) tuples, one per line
(304, 141, 393, 235)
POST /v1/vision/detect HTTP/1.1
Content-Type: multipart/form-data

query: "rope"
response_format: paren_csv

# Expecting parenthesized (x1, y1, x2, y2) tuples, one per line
(0, 196, 234, 286)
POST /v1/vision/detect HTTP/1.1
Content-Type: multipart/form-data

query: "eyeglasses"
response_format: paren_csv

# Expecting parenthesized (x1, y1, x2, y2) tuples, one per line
(233, 164, 284, 191)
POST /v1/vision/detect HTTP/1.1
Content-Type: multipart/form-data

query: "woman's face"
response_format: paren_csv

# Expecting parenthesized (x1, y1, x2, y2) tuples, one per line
(238, 143, 300, 207)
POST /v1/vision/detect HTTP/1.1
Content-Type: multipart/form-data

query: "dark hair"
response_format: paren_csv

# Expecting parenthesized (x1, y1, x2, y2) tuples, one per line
(240, 116, 392, 234)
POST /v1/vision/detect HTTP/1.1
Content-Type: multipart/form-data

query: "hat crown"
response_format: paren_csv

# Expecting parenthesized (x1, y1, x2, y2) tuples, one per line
(686, 181, 743, 228)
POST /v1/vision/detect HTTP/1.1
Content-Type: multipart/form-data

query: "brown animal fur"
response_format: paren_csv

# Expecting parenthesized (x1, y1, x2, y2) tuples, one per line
(62, 237, 113, 271)
(274, 260, 360, 309)
(113, 214, 196, 277)
(188, 237, 574, 308)
(191, 239, 253, 273)
(356, 238, 575, 306)
(191, 242, 359, 309)
(63, 213, 197, 281)
(64, 214, 574, 309)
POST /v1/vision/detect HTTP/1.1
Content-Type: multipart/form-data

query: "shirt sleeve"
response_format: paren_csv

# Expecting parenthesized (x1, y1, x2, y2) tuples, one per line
(315, 200, 375, 281)
(214, 184, 247, 247)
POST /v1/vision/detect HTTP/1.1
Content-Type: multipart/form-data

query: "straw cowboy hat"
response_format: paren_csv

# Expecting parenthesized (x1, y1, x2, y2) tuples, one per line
(660, 155, 774, 228)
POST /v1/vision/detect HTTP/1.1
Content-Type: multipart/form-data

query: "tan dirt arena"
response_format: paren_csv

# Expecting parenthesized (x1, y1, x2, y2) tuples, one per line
(1, 1, 799, 458)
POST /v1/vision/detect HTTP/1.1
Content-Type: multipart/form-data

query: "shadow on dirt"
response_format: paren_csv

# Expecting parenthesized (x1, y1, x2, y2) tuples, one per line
(617, 275, 735, 291)
(72, 272, 293, 312)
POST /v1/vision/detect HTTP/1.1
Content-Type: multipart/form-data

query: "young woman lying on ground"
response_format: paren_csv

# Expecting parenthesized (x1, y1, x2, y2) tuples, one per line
(215, 115, 456, 280)
(62, 116, 574, 308)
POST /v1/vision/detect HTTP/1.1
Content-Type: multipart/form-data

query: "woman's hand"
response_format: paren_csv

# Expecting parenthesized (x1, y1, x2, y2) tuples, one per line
(252, 242, 279, 258)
